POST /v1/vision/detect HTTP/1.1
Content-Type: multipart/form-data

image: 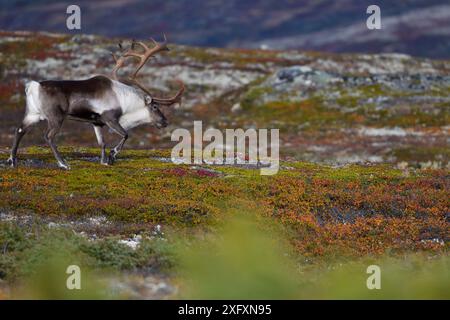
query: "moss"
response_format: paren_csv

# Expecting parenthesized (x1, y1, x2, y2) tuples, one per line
(389, 146, 450, 164)
(237, 85, 449, 131)
(1, 147, 447, 227)
(175, 46, 297, 69)
(313, 164, 404, 182)
(0, 35, 66, 62)
(241, 86, 273, 109)
(240, 96, 367, 132)
(357, 84, 389, 98)
(176, 47, 220, 64)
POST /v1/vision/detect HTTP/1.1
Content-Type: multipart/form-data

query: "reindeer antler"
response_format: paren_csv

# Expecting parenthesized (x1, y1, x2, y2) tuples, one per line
(111, 34, 184, 106)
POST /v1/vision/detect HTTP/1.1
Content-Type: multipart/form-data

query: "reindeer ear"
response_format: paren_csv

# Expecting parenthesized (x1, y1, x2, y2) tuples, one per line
(144, 95, 153, 105)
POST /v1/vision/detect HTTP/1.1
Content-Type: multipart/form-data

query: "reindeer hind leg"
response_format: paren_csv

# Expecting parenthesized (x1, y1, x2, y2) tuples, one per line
(45, 117, 69, 170)
(8, 114, 40, 168)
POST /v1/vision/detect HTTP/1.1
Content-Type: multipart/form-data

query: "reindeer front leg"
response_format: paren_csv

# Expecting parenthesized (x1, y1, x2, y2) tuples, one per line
(93, 125, 108, 165)
(102, 115, 128, 165)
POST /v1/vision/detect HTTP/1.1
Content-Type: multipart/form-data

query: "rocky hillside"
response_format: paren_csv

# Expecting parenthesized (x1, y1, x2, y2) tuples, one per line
(0, 30, 449, 168)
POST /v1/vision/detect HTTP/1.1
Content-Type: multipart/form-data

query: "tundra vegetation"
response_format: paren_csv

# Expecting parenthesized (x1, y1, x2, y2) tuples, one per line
(0, 31, 448, 299)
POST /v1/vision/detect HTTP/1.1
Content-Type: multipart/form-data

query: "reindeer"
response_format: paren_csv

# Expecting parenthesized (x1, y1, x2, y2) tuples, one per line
(7, 35, 184, 169)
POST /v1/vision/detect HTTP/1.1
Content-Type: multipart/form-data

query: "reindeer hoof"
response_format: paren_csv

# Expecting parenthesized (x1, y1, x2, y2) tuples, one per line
(57, 161, 71, 170)
(108, 151, 117, 165)
(100, 156, 109, 165)
(7, 157, 17, 168)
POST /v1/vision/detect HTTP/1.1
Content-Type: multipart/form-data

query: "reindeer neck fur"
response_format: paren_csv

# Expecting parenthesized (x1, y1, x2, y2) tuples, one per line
(110, 79, 154, 130)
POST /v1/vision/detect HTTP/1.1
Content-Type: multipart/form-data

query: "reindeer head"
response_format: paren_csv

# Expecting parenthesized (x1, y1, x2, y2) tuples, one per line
(110, 34, 184, 128)
(144, 95, 168, 128)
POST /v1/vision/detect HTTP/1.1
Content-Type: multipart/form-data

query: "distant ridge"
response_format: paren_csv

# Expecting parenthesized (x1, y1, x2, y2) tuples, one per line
(0, 0, 449, 59)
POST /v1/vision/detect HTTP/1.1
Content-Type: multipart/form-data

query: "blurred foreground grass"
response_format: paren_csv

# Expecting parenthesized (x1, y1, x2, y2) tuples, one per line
(0, 212, 448, 299)
(177, 213, 449, 299)
(0, 221, 173, 299)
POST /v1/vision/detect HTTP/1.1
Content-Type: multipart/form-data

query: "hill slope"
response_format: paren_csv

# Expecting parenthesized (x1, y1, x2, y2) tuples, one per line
(0, 30, 449, 168)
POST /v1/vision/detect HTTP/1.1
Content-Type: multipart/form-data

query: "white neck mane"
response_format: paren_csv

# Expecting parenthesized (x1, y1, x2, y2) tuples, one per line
(110, 80, 154, 130)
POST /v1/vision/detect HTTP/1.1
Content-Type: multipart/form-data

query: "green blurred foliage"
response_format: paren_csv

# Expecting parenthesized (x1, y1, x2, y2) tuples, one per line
(296, 254, 450, 299)
(16, 253, 109, 299)
(176, 212, 449, 299)
(0, 221, 173, 299)
(177, 213, 304, 299)
(1, 214, 448, 299)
